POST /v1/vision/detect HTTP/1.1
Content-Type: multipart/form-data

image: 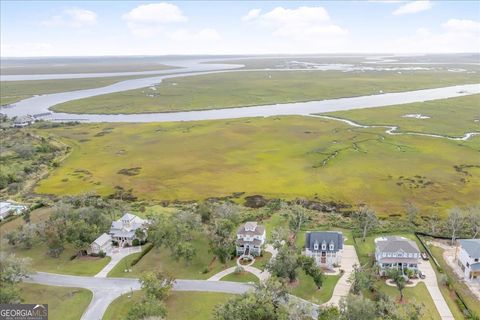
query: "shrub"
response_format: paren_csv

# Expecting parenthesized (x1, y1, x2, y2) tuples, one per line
(132, 239, 140, 246)
(235, 266, 245, 274)
(202, 267, 210, 274)
(98, 251, 106, 258)
(130, 243, 154, 267)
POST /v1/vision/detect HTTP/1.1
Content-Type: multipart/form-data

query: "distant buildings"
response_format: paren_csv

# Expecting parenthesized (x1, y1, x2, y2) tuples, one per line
(457, 239, 480, 282)
(109, 213, 148, 246)
(375, 236, 420, 276)
(12, 115, 35, 128)
(304, 231, 343, 269)
(0, 201, 27, 221)
(236, 221, 266, 257)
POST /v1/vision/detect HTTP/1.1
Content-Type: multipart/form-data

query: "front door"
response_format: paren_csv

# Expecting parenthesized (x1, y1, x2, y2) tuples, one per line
(321, 252, 326, 264)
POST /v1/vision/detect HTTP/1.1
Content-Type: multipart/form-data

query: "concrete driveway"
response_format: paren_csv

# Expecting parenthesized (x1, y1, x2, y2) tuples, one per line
(323, 244, 359, 306)
(418, 260, 455, 320)
(94, 246, 141, 278)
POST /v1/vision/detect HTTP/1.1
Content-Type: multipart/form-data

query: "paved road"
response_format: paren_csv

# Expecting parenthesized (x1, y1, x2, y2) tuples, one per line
(26, 272, 252, 320)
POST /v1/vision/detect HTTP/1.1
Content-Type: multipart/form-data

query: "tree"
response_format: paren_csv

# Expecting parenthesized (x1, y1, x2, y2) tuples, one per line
(428, 212, 440, 235)
(44, 220, 66, 258)
(298, 255, 324, 288)
(208, 218, 236, 264)
(270, 227, 290, 250)
(196, 201, 212, 223)
(447, 208, 464, 245)
(267, 246, 299, 282)
(317, 305, 340, 320)
(140, 272, 174, 301)
(387, 268, 406, 302)
(286, 204, 309, 236)
(0, 252, 30, 303)
(375, 292, 424, 320)
(338, 294, 376, 320)
(405, 202, 418, 226)
(348, 264, 375, 295)
(214, 277, 290, 320)
(126, 297, 166, 320)
(466, 207, 480, 238)
(353, 206, 378, 242)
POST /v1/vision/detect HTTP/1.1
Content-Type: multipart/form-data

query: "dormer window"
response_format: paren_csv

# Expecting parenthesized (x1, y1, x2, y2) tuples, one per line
(313, 241, 319, 251)
(329, 243, 334, 251)
(321, 241, 326, 250)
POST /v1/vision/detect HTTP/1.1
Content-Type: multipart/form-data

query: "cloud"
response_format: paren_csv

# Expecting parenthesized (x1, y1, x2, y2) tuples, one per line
(41, 8, 97, 28)
(442, 19, 480, 34)
(393, 1, 432, 15)
(243, 6, 348, 39)
(122, 2, 187, 37)
(242, 9, 261, 22)
(387, 19, 480, 52)
(166, 28, 220, 41)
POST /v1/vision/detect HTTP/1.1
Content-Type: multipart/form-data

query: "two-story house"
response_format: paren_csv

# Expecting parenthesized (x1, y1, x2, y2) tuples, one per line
(236, 221, 266, 257)
(457, 239, 480, 282)
(109, 213, 148, 247)
(304, 231, 343, 269)
(375, 236, 420, 276)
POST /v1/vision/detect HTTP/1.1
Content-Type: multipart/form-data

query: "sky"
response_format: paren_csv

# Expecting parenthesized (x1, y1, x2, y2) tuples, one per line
(1, 1, 479, 57)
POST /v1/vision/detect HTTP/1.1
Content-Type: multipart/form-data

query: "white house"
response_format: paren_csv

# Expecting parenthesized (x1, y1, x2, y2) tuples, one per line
(0, 201, 27, 221)
(457, 239, 480, 282)
(236, 221, 266, 257)
(304, 231, 343, 269)
(109, 213, 148, 247)
(12, 115, 35, 128)
(90, 233, 112, 255)
(375, 236, 420, 276)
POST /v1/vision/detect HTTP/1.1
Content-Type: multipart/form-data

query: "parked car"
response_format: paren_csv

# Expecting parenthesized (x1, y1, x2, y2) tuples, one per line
(421, 252, 429, 260)
(419, 271, 426, 279)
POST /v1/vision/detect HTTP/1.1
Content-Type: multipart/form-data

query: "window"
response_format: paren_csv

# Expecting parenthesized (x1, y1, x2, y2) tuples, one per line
(322, 243, 326, 250)
(393, 253, 397, 257)
(329, 244, 334, 251)
(387, 253, 392, 257)
(314, 242, 319, 250)
(382, 252, 386, 257)
(408, 253, 412, 258)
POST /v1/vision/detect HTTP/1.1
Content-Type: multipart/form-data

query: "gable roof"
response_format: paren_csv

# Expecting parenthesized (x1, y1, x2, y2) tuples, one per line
(237, 222, 265, 236)
(459, 239, 480, 258)
(305, 231, 343, 252)
(375, 236, 420, 254)
(93, 233, 111, 246)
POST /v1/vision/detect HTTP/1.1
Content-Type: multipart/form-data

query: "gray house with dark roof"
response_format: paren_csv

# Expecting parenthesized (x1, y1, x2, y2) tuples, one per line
(457, 239, 480, 282)
(236, 222, 266, 257)
(109, 213, 147, 247)
(375, 236, 420, 275)
(304, 231, 343, 269)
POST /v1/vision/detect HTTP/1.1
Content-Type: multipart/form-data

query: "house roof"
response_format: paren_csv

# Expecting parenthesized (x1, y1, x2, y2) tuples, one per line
(110, 213, 147, 237)
(459, 239, 480, 259)
(93, 233, 111, 246)
(470, 263, 480, 271)
(305, 231, 343, 252)
(237, 222, 265, 236)
(375, 236, 420, 254)
(377, 258, 419, 264)
(237, 238, 263, 246)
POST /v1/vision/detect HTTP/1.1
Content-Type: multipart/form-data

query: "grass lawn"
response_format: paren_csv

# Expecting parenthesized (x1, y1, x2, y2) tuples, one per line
(0, 207, 52, 234)
(19, 283, 92, 320)
(34, 116, 480, 217)
(108, 232, 236, 279)
(376, 281, 441, 320)
(429, 245, 480, 318)
(7, 243, 110, 276)
(103, 290, 233, 320)
(252, 252, 272, 270)
(221, 271, 259, 283)
(0, 74, 170, 105)
(51, 70, 480, 114)
(326, 94, 480, 137)
(290, 270, 341, 304)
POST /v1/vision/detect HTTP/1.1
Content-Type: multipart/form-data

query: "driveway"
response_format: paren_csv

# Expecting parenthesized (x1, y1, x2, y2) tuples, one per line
(418, 260, 455, 320)
(323, 244, 359, 306)
(94, 246, 142, 278)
